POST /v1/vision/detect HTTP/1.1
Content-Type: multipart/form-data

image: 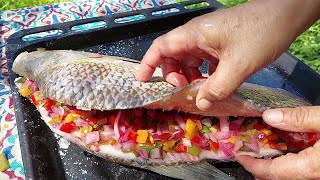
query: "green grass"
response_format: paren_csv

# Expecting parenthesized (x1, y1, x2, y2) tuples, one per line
(1, 0, 319, 73)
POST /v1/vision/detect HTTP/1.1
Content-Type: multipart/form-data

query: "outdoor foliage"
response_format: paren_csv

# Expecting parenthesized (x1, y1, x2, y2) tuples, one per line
(0, 0, 319, 73)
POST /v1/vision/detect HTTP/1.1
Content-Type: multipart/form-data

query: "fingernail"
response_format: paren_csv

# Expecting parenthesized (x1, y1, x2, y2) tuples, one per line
(197, 98, 213, 110)
(264, 110, 283, 124)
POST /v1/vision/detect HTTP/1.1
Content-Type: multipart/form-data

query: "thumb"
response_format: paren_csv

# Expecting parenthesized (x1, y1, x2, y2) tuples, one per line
(196, 60, 251, 110)
(262, 106, 320, 132)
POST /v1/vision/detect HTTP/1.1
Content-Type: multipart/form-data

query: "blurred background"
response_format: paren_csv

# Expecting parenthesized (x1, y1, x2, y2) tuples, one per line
(1, 0, 319, 73)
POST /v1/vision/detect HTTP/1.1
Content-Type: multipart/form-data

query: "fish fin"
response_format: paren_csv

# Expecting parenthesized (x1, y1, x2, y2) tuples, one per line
(147, 162, 234, 180)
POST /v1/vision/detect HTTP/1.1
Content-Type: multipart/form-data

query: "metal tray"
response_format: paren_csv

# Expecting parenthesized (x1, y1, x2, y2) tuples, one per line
(5, 0, 320, 179)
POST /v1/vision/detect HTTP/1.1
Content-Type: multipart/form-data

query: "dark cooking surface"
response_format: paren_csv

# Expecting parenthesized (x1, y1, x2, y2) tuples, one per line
(6, 0, 320, 179)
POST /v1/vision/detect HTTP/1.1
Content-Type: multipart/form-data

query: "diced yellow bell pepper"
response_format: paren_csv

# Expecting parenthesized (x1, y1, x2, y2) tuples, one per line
(195, 120, 202, 131)
(228, 137, 237, 144)
(136, 130, 148, 143)
(261, 129, 272, 136)
(81, 126, 93, 134)
(48, 116, 62, 124)
(65, 114, 75, 123)
(277, 143, 287, 151)
(149, 135, 154, 144)
(163, 139, 176, 152)
(19, 86, 31, 97)
(185, 119, 197, 139)
(262, 138, 268, 144)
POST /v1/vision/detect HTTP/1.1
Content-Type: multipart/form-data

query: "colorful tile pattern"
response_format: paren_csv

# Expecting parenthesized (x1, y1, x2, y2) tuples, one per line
(0, 0, 175, 179)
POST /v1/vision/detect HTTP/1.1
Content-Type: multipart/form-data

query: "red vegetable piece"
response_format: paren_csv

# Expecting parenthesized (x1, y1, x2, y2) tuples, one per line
(128, 132, 137, 142)
(31, 94, 39, 106)
(60, 122, 76, 133)
(253, 123, 265, 130)
(97, 118, 108, 126)
(175, 141, 187, 153)
(160, 133, 171, 140)
(191, 134, 202, 145)
(87, 117, 98, 125)
(209, 141, 219, 151)
(44, 99, 55, 110)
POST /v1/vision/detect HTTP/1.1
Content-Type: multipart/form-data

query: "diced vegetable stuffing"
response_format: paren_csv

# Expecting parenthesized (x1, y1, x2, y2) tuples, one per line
(15, 78, 320, 160)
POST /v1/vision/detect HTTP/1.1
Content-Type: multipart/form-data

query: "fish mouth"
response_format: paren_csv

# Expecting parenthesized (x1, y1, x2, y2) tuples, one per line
(15, 77, 319, 166)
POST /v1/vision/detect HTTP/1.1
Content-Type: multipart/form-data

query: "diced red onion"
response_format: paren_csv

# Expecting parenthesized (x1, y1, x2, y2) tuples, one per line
(214, 131, 231, 140)
(49, 112, 59, 118)
(201, 118, 212, 127)
(121, 140, 135, 151)
(244, 138, 259, 152)
(174, 114, 186, 130)
(121, 126, 133, 142)
(100, 131, 115, 141)
(168, 130, 184, 141)
(182, 138, 192, 147)
(114, 143, 122, 150)
(51, 106, 64, 116)
(220, 117, 229, 132)
(120, 125, 126, 133)
(230, 131, 238, 137)
(209, 134, 218, 143)
(75, 118, 89, 128)
(150, 148, 161, 159)
(114, 111, 122, 140)
(21, 80, 34, 89)
(85, 131, 100, 144)
(219, 142, 234, 158)
(136, 149, 148, 159)
(151, 133, 162, 141)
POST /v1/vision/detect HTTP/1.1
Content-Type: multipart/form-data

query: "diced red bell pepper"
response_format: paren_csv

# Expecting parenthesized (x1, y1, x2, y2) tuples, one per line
(128, 131, 137, 142)
(209, 141, 219, 151)
(31, 94, 39, 106)
(87, 117, 98, 125)
(60, 122, 76, 133)
(175, 141, 187, 153)
(160, 133, 171, 140)
(44, 99, 55, 110)
(191, 134, 202, 145)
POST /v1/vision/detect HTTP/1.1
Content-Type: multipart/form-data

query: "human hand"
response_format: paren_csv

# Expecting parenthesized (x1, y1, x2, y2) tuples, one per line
(237, 106, 320, 180)
(135, 0, 320, 110)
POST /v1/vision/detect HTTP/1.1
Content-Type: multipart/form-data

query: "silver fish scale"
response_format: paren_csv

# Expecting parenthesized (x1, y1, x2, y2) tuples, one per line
(35, 59, 177, 110)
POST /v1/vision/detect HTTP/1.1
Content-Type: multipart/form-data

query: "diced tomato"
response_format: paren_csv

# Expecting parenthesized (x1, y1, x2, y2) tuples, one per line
(160, 133, 171, 140)
(209, 141, 219, 151)
(268, 140, 277, 149)
(31, 94, 39, 106)
(87, 117, 98, 125)
(191, 134, 201, 145)
(175, 141, 187, 153)
(128, 131, 137, 142)
(308, 133, 317, 146)
(60, 122, 76, 133)
(44, 99, 55, 110)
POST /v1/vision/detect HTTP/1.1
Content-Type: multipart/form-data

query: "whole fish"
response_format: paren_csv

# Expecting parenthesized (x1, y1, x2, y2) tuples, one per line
(12, 50, 318, 180)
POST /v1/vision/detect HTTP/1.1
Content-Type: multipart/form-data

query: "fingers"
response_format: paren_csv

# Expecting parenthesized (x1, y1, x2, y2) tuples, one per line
(262, 106, 320, 132)
(237, 144, 320, 179)
(136, 26, 193, 83)
(196, 59, 248, 110)
(161, 58, 188, 87)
